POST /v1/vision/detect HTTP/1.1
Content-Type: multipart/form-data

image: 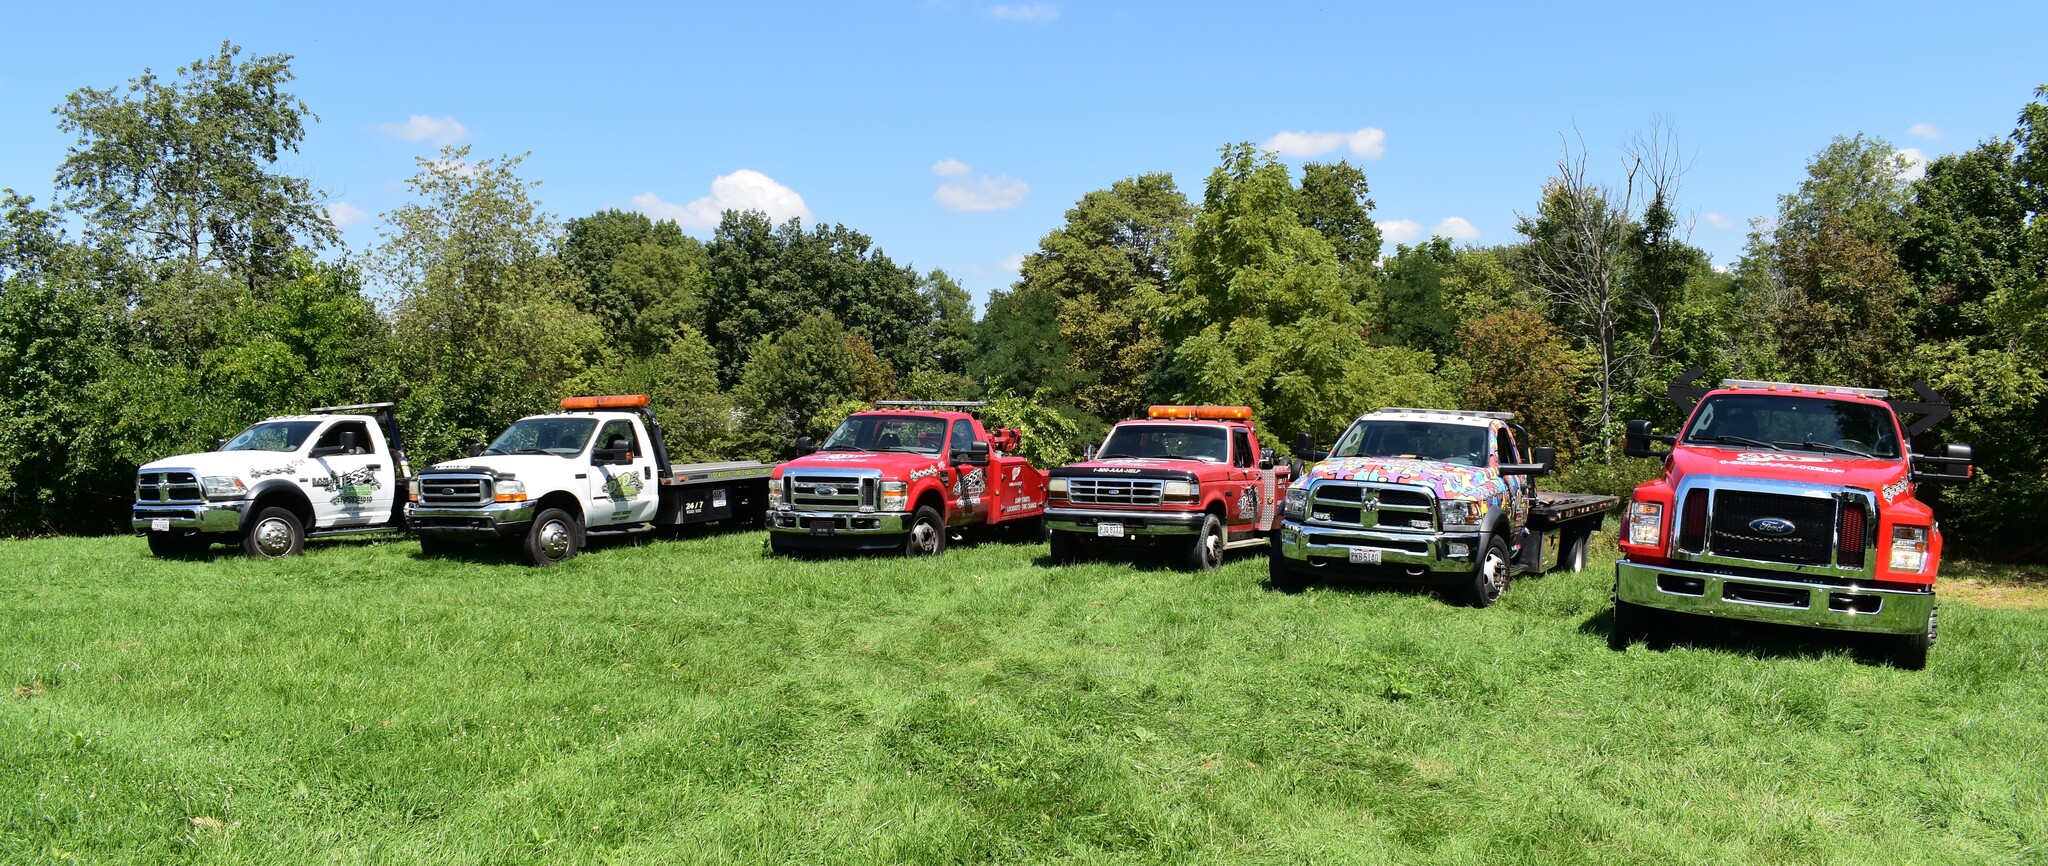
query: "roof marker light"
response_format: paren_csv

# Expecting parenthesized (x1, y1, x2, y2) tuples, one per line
(1147, 405, 1253, 420)
(561, 394, 651, 410)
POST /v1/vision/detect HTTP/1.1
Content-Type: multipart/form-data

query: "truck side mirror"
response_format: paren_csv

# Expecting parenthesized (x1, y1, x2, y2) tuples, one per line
(1291, 432, 1327, 462)
(1499, 445, 1553, 477)
(467, 442, 485, 458)
(213, 437, 226, 451)
(339, 430, 359, 455)
(1911, 442, 1974, 484)
(1622, 419, 1673, 459)
(794, 436, 818, 457)
(1259, 447, 1277, 470)
(954, 441, 991, 466)
(1082, 443, 1096, 461)
(594, 435, 631, 465)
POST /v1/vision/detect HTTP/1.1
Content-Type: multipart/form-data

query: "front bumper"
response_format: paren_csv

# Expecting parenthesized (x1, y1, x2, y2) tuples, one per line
(769, 509, 911, 550)
(132, 501, 246, 534)
(1274, 520, 1479, 580)
(411, 501, 537, 539)
(1615, 559, 1933, 635)
(1045, 507, 1205, 537)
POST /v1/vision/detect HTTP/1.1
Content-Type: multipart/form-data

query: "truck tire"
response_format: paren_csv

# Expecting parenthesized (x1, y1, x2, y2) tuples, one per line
(146, 532, 207, 558)
(1559, 529, 1591, 574)
(418, 537, 469, 558)
(1610, 598, 1653, 649)
(767, 533, 795, 557)
(1183, 513, 1225, 572)
(241, 507, 305, 559)
(1268, 535, 1308, 593)
(1890, 604, 1935, 671)
(902, 505, 945, 557)
(1463, 535, 1510, 608)
(1048, 529, 1081, 565)
(523, 507, 581, 566)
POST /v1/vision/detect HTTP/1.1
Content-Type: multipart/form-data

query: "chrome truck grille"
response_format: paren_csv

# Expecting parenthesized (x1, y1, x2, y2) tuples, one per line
(136, 470, 203, 505)
(1067, 478, 1163, 506)
(1672, 480, 1874, 572)
(1305, 482, 1435, 530)
(785, 469, 881, 511)
(417, 475, 492, 507)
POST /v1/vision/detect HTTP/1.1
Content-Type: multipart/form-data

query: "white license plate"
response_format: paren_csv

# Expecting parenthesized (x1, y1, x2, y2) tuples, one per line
(1096, 522, 1125, 538)
(1348, 547, 1381, 565)
(150, 518, 170, 532)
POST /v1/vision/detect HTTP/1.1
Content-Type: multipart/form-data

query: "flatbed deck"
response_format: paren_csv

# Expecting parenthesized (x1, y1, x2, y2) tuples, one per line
(1530, 491, 1619, 528)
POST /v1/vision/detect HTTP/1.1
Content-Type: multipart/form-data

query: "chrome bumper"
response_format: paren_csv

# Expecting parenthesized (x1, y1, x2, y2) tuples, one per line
(1045, 507, 1204, 537)
(770, 509, 910, 533)
(411, 501, 537, 539)
(1615, 559, 1934, 635)
(132, 501, 245, 534)
(1276, 520, 1479, 578)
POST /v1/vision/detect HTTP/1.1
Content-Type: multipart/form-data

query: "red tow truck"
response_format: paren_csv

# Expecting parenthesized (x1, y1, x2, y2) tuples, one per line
(1614, 372, 1974, 668)
(1044, 405, 1291, 570)
(767, 401, 1049, 556)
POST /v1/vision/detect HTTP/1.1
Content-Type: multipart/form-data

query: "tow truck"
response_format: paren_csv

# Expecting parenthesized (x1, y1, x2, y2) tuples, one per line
(1044, 405, 1290, 570)
(767, 401, 1049, 556)
(1613, 373, 1973, 668)
(1274, 408, 1617, 605)
(409, 394, 772, 565)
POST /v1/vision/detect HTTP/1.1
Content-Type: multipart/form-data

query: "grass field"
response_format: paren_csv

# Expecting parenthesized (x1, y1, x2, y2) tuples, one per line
(4, 528, 2046, 865)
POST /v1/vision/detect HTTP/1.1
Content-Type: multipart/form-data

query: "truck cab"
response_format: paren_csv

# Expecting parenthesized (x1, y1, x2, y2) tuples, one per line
(767, 401, 1048, 556)
(1613, 376, 1973, 668)
(133, 403, 411, 559)
(411, 394, 770, 566)
(1044, 405, 1289, 570)
(1273, 408, 1613, 606)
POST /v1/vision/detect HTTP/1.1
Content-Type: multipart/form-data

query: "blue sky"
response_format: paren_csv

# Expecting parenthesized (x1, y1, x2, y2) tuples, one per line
(4, 1, 2045, 306)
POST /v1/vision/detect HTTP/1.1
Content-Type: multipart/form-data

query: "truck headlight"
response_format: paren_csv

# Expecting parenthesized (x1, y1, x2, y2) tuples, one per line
(1890, 525, 1929, 572)
(773, 477, 790, 509)
(1046, 477, 1068, 501)
(1437, 499, 1477, 527)
(494, 479, 527, 503)
(1162, 480, 1199, 504)
(881, 480, 909, 511)
(201, 476, 248, 500)
(1283, 486, 1308, 520)
(1628, 501, 1664, 546)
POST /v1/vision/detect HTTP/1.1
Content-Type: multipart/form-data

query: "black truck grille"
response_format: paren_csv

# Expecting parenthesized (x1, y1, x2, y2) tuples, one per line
(1709, 491, 1837, 566)
(136, 471, 203, 505)
(419, 475, 491, 507)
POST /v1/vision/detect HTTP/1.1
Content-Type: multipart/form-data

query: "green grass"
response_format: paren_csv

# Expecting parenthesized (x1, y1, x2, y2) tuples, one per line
(4, 529, 2046, 865)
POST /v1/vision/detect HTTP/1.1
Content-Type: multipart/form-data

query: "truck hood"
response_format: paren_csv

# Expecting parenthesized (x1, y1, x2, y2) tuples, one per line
(1050, 457, 1205, 482)
(1669, 446, 1908, 492)
(778, 450, 950, 480)
(1299, 456, 1505, 502)
(424, 454, 580, 478)
(139, 450, 309, 479)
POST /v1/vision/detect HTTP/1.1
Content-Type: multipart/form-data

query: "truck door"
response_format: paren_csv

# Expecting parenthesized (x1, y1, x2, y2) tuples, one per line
(589, 418, 659, 527)
(1496, 425, 1531, 528)
(1229, 426, 1260, 529)
(308, 419, 391, 528)
(949, 419, 989, 525)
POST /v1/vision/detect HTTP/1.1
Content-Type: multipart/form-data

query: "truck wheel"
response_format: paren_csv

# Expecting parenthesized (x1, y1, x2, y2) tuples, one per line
(241, 507, 305, 559)
(1463, 536, 1510, 607)
(1559, 529, 1591, 574)
(1268, 535, 1308, 593)
(523, 507, 581, 566)
(419, 537, 469, 558)
(902, 506, 945, 557)
(767, 534, 796, 557)
(1890, 604, 1935, 670)
(1048, 530, 1081, 564)
(1610, 598, 1653, 649)
(1183, 513, 1225, 572)
(146, 532, 207, 558)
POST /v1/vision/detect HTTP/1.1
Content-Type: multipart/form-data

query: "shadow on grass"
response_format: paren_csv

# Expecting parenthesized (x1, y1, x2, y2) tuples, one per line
(1577, 607, 1907, 667)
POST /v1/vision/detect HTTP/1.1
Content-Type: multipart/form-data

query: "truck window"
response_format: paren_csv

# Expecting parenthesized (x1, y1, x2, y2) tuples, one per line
(1097, 424, 1228, 463)
(1494, 427, 1518, 466)
(1682, 394, 1900, 459)
(597, 420, 641, 458)
(485, 418, 598, 457)
(315, 421, 376, 455)
(222, 420, 322, 453)
(1328, 421, 1489, 467)
(950, 419, 981, 455)
(1232, 428, 1253, 468)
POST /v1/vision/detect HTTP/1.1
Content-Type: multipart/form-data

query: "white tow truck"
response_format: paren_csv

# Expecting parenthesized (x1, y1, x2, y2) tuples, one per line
(409, 394, 772, 565)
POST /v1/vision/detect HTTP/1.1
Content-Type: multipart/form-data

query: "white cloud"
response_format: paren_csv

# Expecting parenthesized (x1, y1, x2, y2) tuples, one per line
(1380, 219, 1423, 245)
(932, 161, 1029, 212)
(1703, 211, 1735, 230)
(1432, 217, 1480, 242)
(633, 169, 814, 230)
(375, 115, 468, 146)
(325, 201, 369, 229)
(988, 3, 1058, 22)
(999, 253, 1025, 274)
(1907, 123, 1942, 140)
(1263, 127, 1387, 159)
(1895, 147, 1929, 181)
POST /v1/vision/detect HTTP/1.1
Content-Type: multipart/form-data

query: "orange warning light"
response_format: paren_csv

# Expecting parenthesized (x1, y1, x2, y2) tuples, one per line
(1147, 405, 1253, 421)
(561, 394, 651, 411)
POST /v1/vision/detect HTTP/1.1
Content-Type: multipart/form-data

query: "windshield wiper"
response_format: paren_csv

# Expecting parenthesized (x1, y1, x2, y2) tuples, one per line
(820, 444, 862, 451)
(870, 446, 932, 455)
(1780, 440, 1872, 459)
(483, 447, 508, 455)
(513, 448, 556, 456)
(1693, 435, 1780, 450)
(1158, 453, 1219, 462)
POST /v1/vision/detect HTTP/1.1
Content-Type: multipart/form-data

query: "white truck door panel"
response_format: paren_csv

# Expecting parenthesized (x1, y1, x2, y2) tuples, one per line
(588, 417, 658, 527)
(308, 419, 391, 528)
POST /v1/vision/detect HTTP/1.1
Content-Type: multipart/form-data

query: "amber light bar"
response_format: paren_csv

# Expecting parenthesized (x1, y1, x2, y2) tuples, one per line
(1147, 405, 1253, 420)
(561, 394, 651, 410)
(1720, 379, 1889, 400)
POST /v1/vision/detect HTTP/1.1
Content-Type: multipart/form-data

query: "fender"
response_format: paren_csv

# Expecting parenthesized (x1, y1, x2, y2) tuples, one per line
(240, 478, 313, 530)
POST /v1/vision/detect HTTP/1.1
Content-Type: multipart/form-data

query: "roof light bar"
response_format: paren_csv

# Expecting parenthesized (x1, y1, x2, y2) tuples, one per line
(1720, 379, 1889, 399)
(1373, 407, 1516, 421)
(309, 402, 396, 414)
(1146, 405, 1253, 420)
(561, 394, 651, 410)
(873, 401, 987, 409)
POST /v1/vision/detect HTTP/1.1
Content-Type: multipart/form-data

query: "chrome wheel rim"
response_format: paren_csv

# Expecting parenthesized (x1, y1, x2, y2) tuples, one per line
(1483, 550, 1507, 600)
(1203, 527, 1222, 565)
(538, 520, 572, 560)
(910, 519, 939, 554)
(253, 517, 294, 557)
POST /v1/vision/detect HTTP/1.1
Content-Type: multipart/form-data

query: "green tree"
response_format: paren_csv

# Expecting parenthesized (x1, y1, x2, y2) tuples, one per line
(733, 312, 897, 456)
(1378, 238, 1460, 355)
(561, 209, 705, 354)
(1295, 160, 1382, 305)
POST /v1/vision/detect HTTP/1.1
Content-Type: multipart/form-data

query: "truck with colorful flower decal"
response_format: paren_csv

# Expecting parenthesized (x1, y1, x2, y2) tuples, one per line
(1272, 408, 1617, 605)
(1044, 405, 1292, 571)
(767, 401, 1048, 556)
(1612, 372, 1973, 668)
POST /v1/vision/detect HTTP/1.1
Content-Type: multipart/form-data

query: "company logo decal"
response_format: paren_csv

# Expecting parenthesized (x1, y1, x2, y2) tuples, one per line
(1881, 478, 1910, 504)
(1720, 452, 1846, 474)
(1749, 517, 1797, 536)
(1095, 468, 1141, 474)
(250, 460, 304, 479)
(311, 465, 383, 505)
(909, 465, 941, 481)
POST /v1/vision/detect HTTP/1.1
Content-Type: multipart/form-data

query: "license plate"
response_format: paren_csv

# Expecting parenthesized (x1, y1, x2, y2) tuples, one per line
(150, 518, 170, 532)
(1348, 547, 1381, 565)
(809, 523, 835, 536)
(1096, 522, 1125, 538)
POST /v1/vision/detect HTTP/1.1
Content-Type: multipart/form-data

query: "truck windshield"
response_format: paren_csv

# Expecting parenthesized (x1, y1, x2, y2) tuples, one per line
(222, 421, 323, 452)
(485, 418, 597, 457)
(1682, 394, 1900, 459)
(1096, 424, 1228, 463)
(1327, 420, 1490, 467)
(822, 415, 947, 455)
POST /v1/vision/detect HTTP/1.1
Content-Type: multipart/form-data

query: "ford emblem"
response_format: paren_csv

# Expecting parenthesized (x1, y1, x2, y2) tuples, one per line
(815, 485, 836, 496)
(1749, 517, 1797, 536)
(441, 487, 454, 496)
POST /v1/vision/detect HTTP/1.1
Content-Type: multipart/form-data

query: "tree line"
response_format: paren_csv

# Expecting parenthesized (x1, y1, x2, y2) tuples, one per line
(2, 44, 2042, 558)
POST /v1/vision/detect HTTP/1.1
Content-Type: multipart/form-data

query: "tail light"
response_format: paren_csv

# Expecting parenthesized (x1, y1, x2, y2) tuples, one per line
(1837, 505, 1866, 568)
(1677, 489, 1708, 553)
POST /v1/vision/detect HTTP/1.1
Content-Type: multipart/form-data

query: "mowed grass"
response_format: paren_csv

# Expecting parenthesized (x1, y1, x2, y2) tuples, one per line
(3, 529, 2046, 865)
